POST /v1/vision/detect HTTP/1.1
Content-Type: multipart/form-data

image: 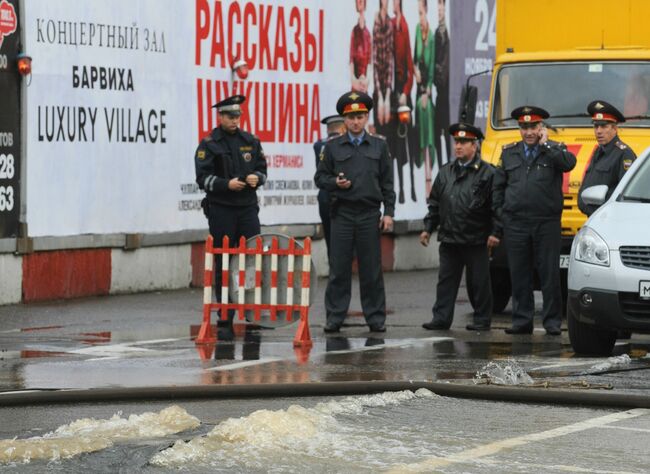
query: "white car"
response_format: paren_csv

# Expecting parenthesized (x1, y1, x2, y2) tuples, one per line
(568, 147, 650, 356)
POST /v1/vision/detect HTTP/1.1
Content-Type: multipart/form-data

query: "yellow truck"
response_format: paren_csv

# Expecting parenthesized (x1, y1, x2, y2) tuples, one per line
(480, 0, 650, 312)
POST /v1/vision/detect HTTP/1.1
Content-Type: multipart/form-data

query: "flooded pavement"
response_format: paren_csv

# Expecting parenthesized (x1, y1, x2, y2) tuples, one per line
(1, 271, 650, 394)
(1, 270, 650, 471)
(0, 391, 649, 473)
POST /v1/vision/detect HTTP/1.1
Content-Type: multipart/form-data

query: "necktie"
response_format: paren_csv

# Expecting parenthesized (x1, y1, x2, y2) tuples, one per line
(353, 138, 360, 147)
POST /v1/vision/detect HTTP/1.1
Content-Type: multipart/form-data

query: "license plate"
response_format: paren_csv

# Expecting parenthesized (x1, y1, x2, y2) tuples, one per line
(640, 281, 650, 300)
(559, 255, 570, 269)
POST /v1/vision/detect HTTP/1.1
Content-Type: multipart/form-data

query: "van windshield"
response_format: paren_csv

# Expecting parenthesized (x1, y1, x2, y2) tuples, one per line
(492, 62, 650, 128)
(620, 155, 650, 202)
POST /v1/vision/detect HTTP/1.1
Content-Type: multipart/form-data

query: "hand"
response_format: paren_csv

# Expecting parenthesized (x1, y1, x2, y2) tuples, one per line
(487, 235, 500, 257)
(336, 174, 352, 189)
(228, 178, 246, 191)
(380, 215, 394, 232)
(245, 174, 259, 188)
(538, 126, 548, 145)
(419, 93, 429, 109)
(419, 231, 431, 247)
(398, 93, 407, 106)
(415, 69, 422, 84)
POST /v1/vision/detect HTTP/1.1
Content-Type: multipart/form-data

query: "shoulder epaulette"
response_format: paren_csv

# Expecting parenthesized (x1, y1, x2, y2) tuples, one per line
(502, 142, 517, 150)
(369, 132, 387, 141)
(615, 141, 627, 150)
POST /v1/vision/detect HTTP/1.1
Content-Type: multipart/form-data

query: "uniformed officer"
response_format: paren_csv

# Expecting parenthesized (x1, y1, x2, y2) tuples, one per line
(313, 115, 347, 257)
(493, 106, 576, 335)
(194, 95, 267, 331)
(578, 100, 636, 216)
(314, 91, 396, 333)
(420, 123, 501, 332)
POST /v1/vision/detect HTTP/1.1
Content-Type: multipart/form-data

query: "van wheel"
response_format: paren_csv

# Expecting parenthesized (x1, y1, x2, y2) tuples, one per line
(490, 268, 511, 314)
(567, 302, 617, 356)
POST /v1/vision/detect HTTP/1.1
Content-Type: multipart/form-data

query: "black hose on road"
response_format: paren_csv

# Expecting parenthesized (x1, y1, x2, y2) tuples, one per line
(1, 380, 650, 408)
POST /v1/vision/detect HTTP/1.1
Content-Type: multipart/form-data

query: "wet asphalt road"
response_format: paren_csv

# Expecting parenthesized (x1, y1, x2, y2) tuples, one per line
(1, 270, 650, 472)
(1, 270, 649, 393)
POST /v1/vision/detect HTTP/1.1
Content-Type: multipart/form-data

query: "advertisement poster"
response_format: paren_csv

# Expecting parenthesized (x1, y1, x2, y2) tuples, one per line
(21, 0, 493, 238)
(0, 0, 20, 239)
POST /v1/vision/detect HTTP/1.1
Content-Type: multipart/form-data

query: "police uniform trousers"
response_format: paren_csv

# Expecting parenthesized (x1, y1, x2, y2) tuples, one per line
(432, 243, 492, 328)
(318, 190, 331, 257)
(325, 204, 386, 327)
(505, 219, 562, 331)
(208, 203, 261, 324)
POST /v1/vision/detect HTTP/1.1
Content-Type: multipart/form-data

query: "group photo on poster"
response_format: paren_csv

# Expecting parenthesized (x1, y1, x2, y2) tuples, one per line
(347, 0, 451, 208)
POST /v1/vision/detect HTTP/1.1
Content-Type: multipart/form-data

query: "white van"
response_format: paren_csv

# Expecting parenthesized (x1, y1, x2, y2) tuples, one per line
(568, 147, 650, 356)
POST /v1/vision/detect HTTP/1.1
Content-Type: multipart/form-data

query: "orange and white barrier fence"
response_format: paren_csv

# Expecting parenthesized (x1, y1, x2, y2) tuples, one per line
(195, 234, 313, 348)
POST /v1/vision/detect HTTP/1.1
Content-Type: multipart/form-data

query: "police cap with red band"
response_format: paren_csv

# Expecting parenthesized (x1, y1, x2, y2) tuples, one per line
(449, 122, 484, 140)
(510, 105, 549, 124)
(336, 91, 373, 116)
(588, 100, 626, 124)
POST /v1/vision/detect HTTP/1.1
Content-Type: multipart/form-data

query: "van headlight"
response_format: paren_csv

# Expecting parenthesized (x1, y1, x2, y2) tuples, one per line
(574, 226, 610, 266)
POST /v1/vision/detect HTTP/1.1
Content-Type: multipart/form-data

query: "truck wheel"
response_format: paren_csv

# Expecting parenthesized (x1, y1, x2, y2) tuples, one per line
(490, 268, 511, 314)
(567, 302, 617, 356)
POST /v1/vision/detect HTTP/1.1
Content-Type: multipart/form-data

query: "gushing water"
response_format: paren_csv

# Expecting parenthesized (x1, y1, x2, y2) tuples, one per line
(588, 354, 631, 372)
(0, 405, 200, 464)
(150, 389, 437, 470)
(473, 360, 534, 385)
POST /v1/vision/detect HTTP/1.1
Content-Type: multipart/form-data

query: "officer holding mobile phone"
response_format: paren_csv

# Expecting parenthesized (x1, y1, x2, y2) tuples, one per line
(314, 91, 396, 334)
(493, 106, 576, 336)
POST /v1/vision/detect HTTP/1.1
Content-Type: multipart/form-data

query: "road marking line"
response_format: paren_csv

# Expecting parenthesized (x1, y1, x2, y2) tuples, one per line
(601, 425, 650, 434)
(388, 409, 650, 472)
(477, 457, 639, 473)
(207, 358, 283, 371)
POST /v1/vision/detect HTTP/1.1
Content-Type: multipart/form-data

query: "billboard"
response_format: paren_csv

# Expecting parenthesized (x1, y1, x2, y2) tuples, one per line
(0, 0, 20, 239)
(21, 0, 493, 238)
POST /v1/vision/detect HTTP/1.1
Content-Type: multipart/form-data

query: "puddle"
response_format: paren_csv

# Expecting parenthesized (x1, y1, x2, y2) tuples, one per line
(473, 360, 534, 385)
(0, 406, 199, 464)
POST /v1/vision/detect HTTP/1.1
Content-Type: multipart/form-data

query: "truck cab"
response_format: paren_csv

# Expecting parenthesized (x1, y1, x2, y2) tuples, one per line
(481, 0, 650, 311)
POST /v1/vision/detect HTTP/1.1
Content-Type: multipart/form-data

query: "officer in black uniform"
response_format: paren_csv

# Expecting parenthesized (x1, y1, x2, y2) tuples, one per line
(578, 100, 636, 216)
(314, 91, 396, 333)
(493, 106, 576, 335)
(313, 115, 346, 257)
(194, 95, 267, 330)
(420, 123, 501, 332)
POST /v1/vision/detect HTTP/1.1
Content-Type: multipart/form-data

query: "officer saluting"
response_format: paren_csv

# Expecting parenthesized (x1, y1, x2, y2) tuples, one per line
(315, 91, 396, 333)
(493, 106, 576, 336)
(313, 115, 347, 257)
(194, 95, 267, 331)
(578, 100, 636, 216)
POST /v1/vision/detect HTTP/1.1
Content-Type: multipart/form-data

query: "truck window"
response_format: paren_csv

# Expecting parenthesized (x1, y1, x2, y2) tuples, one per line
(492, 62, 650, 128)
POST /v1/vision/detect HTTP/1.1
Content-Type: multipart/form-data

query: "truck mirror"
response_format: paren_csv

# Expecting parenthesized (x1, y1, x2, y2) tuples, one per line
(459, 85, 478, 124)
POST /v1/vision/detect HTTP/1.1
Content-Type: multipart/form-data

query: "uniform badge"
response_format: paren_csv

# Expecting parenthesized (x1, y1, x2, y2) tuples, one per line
(623, 159, 633, 170)
(243, 152, 252, 162)
(319, 146, 325, 161)
(197, 150, 206, 160)
(349, 92, 360, 100)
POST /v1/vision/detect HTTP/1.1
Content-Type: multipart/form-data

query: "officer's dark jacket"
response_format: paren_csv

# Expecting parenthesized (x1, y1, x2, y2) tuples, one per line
(493, 140, 576, 221)
(578, 135, 636, 216)
(313, 133, 341, 204)
(314, 132, 396, 216)
(424, 155, 501, 245)
(195, 127, 267, 207)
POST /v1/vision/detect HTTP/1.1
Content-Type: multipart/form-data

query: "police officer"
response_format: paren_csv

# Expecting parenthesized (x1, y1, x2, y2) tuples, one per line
(313, 115, 346, 257)
(578, 100, 636, 216)
(314, 91, 396, 333)
(194, 95, 267, 331)
(420, 123, 501, 331)
(493, 106, 576, 335)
